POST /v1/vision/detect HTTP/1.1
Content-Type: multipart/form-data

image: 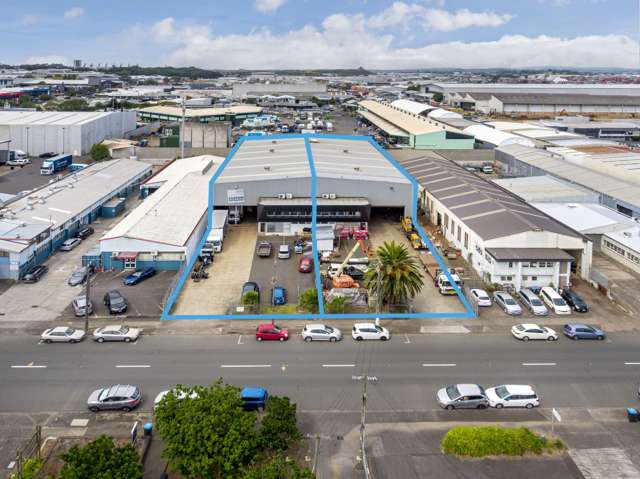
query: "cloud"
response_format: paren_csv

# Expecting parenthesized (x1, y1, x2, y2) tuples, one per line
(19, 15, 39, 26)
(255, 0, 287, 14)
(64, 7, 85, 19)
(25, 55, 70, 65)
(422, 9, 513, 31)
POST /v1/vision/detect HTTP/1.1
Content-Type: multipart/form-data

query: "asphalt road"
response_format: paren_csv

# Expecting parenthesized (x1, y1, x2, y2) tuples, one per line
(1, 332, 639, 414)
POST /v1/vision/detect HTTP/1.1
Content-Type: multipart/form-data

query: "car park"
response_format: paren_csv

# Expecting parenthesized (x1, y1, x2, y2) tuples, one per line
(559, 288, 588, 313)
(41, 326, 85, 343)
(272, 286, 287, 305)
(22, 264, 48, 283)
(241, 387, 268, 411)
(59, 238, 81, 251)
(242, 281, 260, 302)
(103, 289, 128, 314)
(87, 384, 142, 412)
(298, 256, 314, 273)
(278, 244, 291, 259)
(255, 324, 289, 341)
(68, 266, 88, 286)
(302, 324, 342, 342)
(436, 384, 489, 410)
(76, 226, 94, 240)
(494, 291, 522, 315)
(470, 289, 492, 307)
(517, 288, 548, 316)
(72, 296, 93, 316)
(563, 323, 605, 340)
(511, 323, 558, 341)
(93, 324, 140, 342)
(123, 267, 156, 285)
(485, 384, 540, 409)
(540, 287, 571, 315)
(352, 323, 390, 341)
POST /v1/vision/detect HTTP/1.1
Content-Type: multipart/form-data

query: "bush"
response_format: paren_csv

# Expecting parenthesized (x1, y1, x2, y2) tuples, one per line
(89, 143, 109, 161)
(324, 296, 346, 314)
(58, 435, 143, 479)
(259, 397, 302, 452)
(243, 291, 260, 306)
(9, 458, 42, 479)
(441, 426, 546, 457)
(298, 289, 318, 314)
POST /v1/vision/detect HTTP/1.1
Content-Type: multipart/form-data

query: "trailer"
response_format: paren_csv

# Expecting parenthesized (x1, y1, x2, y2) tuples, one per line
(40, 154, 72, 175)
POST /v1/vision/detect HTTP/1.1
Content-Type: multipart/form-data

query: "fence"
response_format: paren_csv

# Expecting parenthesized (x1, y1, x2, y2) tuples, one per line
(13, 425, 42, 479)
(161, 261, 187, 314)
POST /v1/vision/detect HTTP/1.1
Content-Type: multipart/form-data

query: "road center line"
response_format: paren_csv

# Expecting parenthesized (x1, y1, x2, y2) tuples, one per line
(624, 362, 640, 365)
(322, 364, 355, 368)
(522, 362, 556, 366)
(422, 363, 456, 367)
(115, 365, 150, 368)
(220, 364, 271, 368)
(11, 365, 47, 368)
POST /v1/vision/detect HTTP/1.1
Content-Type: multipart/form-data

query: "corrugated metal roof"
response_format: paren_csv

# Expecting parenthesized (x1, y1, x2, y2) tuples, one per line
(494, 93, 640, 106)
(358, 110, 409, 138)
(463, 124, 535, 148)
(390, 99, 437, 115)
(0, 110, 122, 126)
(137, 105, 262, 118)
(486, 247, 574, 261)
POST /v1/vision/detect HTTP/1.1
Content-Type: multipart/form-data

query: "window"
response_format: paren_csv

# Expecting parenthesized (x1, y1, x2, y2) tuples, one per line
(522, 276, 528, 281)
(457, 226, 461, 242)
(464, 233, 468, 249)
(530, 262, 537, 268)
(451, 220, 455, 233)
(508, 262, 513, 268)
(531, 276, 537, 281)
(522, 262, 529, 267)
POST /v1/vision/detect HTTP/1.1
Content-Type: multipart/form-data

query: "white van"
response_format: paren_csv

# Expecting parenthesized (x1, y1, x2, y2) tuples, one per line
(540, 287, 571, 314)
(485, 384, 540, 409)
(436, 273, 462, 295)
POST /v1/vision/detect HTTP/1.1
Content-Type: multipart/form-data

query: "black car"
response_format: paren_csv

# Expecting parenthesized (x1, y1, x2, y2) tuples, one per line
(559, 288, 588, 313)
(38, 152, 58, 159)
(76, 226, 94, 240)
(343, 266, 365, 281)
(103, 290, 128, 314)
(23, 265, 48, 283)
(242, 281, 260, 302)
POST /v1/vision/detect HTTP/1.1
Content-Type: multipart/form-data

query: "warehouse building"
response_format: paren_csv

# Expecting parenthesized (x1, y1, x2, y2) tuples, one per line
(99, 155, 223, 271)
(492, 176, 599, 204)
(535, 117, 640, 142)
(0, 111, 136, 156)
(0, 158, 151, 279)
(357, 100, 475, 149)
(463, 124, 535, 149)
(137, 105, 262, 125)
(392, 150, 592, 291)
(232, 81, 327, 98)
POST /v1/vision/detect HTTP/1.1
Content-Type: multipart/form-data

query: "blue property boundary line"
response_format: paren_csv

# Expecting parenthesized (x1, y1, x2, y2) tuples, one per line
(162, 133, 475, 320)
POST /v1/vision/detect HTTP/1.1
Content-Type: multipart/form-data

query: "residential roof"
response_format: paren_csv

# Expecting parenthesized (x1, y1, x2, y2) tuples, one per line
(486, 247, 575, 262)
(390, 99, 437, 115)
(137, 105, 262, 118)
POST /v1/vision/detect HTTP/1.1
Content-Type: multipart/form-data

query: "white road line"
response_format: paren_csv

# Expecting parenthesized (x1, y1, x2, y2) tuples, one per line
(522, 362, 556, 366)
(322, 364, 355, 368)
(403, 334, 411, 344)
(624, 362, 640, 365)
(11, 365, 47, 369)
(220, 364, 271, 368)
(237, 335, 243, 345)
(422, 363, 456, 367)
(115, 365, 150, 368)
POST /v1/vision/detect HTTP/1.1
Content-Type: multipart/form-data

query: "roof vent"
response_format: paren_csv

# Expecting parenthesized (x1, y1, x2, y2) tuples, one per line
(343, 149, 349, 154)
(354, 167, 361, 172)
(269, 148, 275, 153)
(264, 166, 271, 171)
(272, 140, 277, 144)
(567, 204, 578, 208)
(624, 231, 632, 238)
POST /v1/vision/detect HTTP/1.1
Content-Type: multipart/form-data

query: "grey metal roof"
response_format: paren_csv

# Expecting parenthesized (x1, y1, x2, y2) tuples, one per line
(486, 247, 574, 262)
(492, 93, 640, 106)
(391, 149, 582, 241)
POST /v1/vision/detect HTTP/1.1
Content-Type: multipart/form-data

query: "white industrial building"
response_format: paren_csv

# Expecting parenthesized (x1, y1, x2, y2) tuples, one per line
(393, 150, 592, 291)
(0, 111, 136, 157)
(492, 176, 599, 204)
(463, 124, 535, 149)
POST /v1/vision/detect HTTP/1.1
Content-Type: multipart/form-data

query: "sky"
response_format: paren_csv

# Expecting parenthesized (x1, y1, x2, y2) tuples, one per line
(1, 0, 639, 69)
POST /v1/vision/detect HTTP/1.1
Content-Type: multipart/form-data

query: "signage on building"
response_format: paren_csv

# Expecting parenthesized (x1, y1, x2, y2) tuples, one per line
(227, 188, 245, 204)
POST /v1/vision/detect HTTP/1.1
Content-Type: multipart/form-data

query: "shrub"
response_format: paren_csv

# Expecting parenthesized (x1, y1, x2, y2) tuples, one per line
(298, 289, 318, 314)
(89, 143, 109, 161)
(441, 426, 545, 457)
(258, 397, 302, 452)
(324, 296, 346, 314)
(243, 291, 260, 306)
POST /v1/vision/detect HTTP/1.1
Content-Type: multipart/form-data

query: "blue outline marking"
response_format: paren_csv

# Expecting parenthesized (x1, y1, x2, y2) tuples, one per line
(162, 133, 475, 320)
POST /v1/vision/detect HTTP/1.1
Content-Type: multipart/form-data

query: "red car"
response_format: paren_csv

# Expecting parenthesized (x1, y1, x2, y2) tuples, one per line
(255, 324, 289, 341)
(299, 256, 314, 273)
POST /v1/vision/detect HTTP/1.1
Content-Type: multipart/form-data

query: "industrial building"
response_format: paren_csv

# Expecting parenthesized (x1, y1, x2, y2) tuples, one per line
(535, 117, 640, 142)
(392, 150, 592, 291)
(137, 105, 262, 125)
(492, 176, 599, 204)
(232, 81, 327, 98)
(0, 111, 136, 156)
(462, 124, 535, 149)
(99, 155, 223, 271)
(357, 100, 475, 150)
(0, 158, 151, 279)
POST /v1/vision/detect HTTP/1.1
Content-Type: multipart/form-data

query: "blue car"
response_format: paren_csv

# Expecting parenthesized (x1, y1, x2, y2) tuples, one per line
(241, 387, 268, 411)
(563, 323, 605, 341)
(272, 286, 286, 306)
(123, 268, 156, 285)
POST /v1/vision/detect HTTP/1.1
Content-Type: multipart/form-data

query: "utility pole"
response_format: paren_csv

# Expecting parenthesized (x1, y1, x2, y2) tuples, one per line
(180, 96, 186, 159)
(353, 375, 377, 478)
(84, 262, 91, 332)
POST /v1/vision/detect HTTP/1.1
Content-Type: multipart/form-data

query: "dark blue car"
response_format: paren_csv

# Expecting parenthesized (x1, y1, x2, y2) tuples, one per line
(123, 268, 156, 285)
(563, 323, 605, 340)
(272, 286, 286, 306)
(241, 387, 268, 411)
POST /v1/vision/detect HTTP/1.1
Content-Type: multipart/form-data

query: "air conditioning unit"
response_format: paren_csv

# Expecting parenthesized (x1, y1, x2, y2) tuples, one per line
(285, 193, 293, 199)
(329, 193, 336, 199)
(321, 194, 330, 199)
(278, 193, 286, 199)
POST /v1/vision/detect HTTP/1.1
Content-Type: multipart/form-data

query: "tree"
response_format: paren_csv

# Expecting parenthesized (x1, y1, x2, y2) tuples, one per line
(258, 397, 301, 452)
(58, 435, 143, 479)
(243, 290, 260, 306)
(90, 143, 110, 161)
(364, 241, 424, 306)
(324, 296, 346, 314)
(244, 454, 315, 479)
(155, 381, 259, 478)
(298, 288, 318, 313)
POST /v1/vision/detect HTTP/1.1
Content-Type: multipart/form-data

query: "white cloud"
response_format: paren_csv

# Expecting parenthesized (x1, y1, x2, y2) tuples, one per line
(64, 7, 85, 19)
(255, 0, 287, 14)
(19, 15, 39, 26)
(422, 9, 513, 31)
(25, 55, 70, 65)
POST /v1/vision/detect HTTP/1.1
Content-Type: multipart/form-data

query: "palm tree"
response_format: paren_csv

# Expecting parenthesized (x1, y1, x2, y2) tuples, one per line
(364, 241, 424, 307)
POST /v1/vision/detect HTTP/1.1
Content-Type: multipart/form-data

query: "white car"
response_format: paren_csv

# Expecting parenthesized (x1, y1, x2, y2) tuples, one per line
(153, 389, 199, 409)
(302, 324, 342, 342)
(511, 323, 558, 341)
(60, 238, 81, 251)
(470, 289, 492, 307)
(485, 384, 540, 409)
(7, 158, 31, 166)
(352, 323, 390, 341)
(540, 287, 571, 315)
(41, 326, 86, 343)
(93, 325, 141, 343)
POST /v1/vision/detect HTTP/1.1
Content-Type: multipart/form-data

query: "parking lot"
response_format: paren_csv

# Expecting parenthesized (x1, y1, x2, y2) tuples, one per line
(0, 159, 53, 195)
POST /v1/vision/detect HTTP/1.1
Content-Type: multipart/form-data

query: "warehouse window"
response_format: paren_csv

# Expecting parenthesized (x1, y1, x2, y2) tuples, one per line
(464, 233, 468, 249)
(457, 226, 461, 242)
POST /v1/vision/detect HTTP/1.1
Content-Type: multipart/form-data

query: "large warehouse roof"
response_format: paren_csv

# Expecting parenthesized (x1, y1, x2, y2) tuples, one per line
(137, 105, 262, 118)
(392, 150, 581, 241)
(358, 100, 462, 136)
(390, 99, 437, 115)
(492, 176, 598, 204)
(0, 110, 123, 126)
(493, 93, 640, 106)
(427, 83, 640, 96)
(463, 124, 535, 148)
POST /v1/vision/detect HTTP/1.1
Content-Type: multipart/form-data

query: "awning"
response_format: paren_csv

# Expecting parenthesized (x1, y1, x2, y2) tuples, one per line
(113, 252, 138, 261)
(358, 110, 410, 138)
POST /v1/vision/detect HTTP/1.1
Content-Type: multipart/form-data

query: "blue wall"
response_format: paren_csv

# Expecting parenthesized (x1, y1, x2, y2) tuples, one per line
(100, 252, 183, 271)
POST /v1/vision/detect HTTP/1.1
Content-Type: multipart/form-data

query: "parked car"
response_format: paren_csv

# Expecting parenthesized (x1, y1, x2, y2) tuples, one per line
(72, 296, 93, 317)
(241, 387, 268, 411)
(23, 264, 47, 283)
(38, 152, 57, 159)
(436, 384, 489, 410)
(540, 287, 571, 315)
(255, 324, 289, 341)
(494, 291, 522, 315)
(298, 256, 314, 273)
(242, 281, 260, 302)
(559, 288, 588, 313)
(470, 289, 492, 307)
(294, 240, 305, 254)
(485, 384, 540, 409)
(123, 268, 156, 285)
(7, 157, 30, 166)
(76, 226, 94, 240)
(41, 326, 85, 343)
(352, 323, 390, 341)
(278, 244, 291, 259)
(256, 242, 273, 257)
(93, 325, 141, 343)
(343, 266, 365, 281)
(302, 324, 342, 342)
(68, 266, 88, 286)
(517, 288, 548, 316)
(87, 384, 142, 412)
(103, 289, 128, 314)
(272, 286, 287, 305)
(563, 323, 605, 340)
(511, 323, 558, 341)
(59, 238, 81, 251)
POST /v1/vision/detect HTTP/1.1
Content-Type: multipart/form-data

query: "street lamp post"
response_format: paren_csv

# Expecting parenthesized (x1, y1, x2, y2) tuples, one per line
(84, 262, 92, 332)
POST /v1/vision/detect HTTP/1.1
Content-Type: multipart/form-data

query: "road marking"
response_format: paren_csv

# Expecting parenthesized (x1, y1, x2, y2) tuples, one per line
(11, 365, 47, 368)
(220, 364, 271, 368)
(115, 365, 150, 368)
(522, 362, 556, 366)
(237, 335, 243, 345)
(322, 364, 355, 368)
(624, 362, 640, 365)
(70, 419, 89, 427)
(403, 334, 411, 344)
(422, 363, 456, 367)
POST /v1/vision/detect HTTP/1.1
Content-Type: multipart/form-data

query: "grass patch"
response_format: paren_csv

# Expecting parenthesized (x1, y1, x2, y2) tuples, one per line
(261, 304, 300, 315)
(441, 426, 565, 458)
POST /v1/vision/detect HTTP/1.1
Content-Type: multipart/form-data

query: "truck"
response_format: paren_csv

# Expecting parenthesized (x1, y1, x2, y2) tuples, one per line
(200, 210, 229, 258)
(436, 273, 463, 295)
(40, 154, 72, 175)
(256, 242, 273, 258)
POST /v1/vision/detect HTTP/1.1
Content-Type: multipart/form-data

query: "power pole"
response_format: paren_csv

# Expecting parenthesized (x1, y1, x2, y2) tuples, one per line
(84, 263, 91, 332)
(180, 97, 186, 159)
(353, 375, 377, 478)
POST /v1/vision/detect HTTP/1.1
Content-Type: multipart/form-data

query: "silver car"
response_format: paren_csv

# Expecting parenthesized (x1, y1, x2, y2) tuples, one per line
(60, 238, 81, 251)
(68, 266, 88, 286)
(437, 384, 489, 410)
(302, 324, 342, 342)
(72, 296, 93, 316)
(278, 244, 291, 259)
(494, 291, 522, 315)
(93, 325, 141, 343)
(87, 384, 142, 412)
(518, 289, 549, 316)
(41, 326, 85, 343)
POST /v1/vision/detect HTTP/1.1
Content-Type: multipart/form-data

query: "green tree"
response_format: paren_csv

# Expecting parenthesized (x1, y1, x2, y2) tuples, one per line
(244, 453, 315, 479)
(243, 290, 260, 306)
(298, 288, 318, 314)
(90, 143, 110, 161)
(364, 241, 424, 306)
(258, 397, 301, 452)
(324, 296, 346, 314)
(57, 98, 90, 111)
(155, 381, 259, 478)
(58, 435, 143, 479)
